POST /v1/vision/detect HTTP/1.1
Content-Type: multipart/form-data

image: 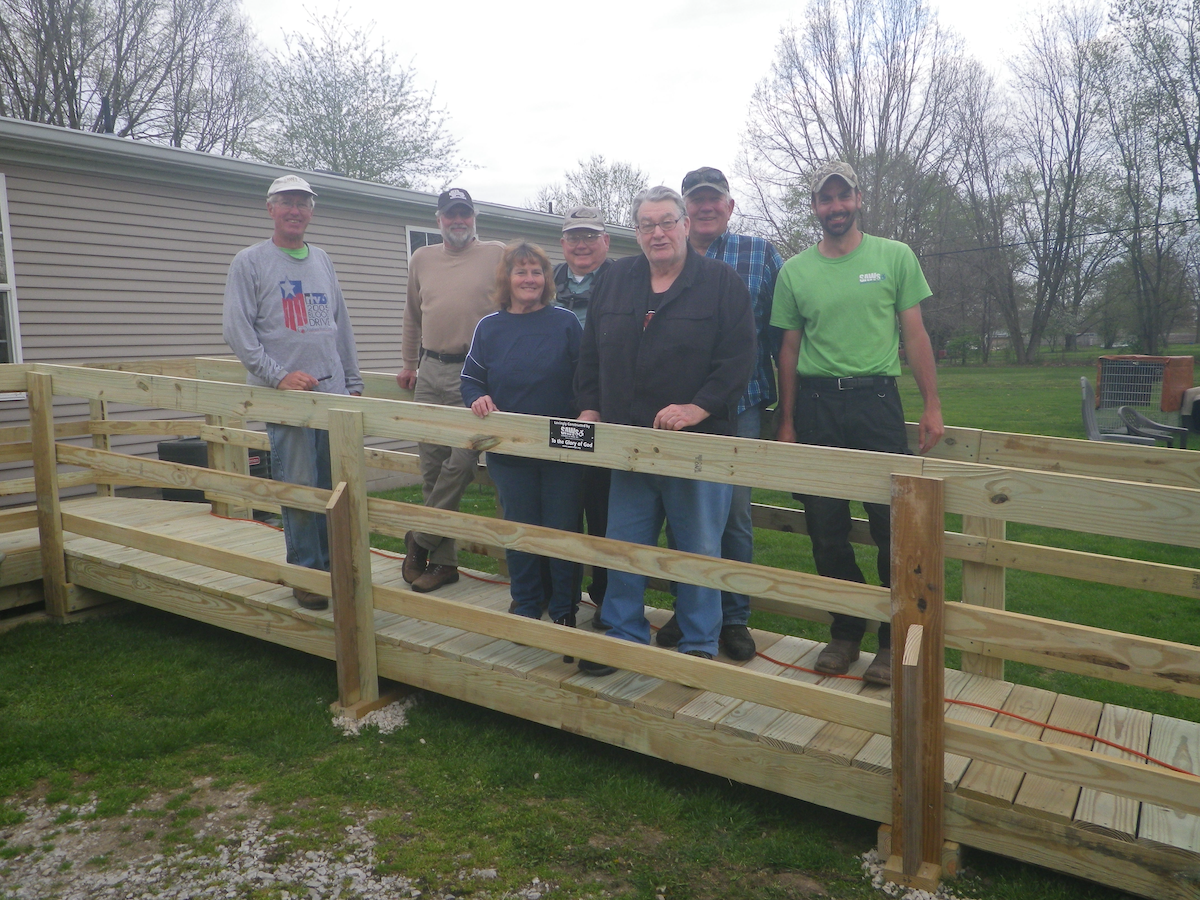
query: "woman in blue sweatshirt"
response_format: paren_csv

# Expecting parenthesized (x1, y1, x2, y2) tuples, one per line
(461, 242, 584, 628)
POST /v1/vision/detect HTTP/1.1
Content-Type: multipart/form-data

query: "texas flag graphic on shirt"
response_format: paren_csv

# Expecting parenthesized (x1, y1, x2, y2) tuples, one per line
(280, 280, 307, 331)
(280, 280, 332, 332)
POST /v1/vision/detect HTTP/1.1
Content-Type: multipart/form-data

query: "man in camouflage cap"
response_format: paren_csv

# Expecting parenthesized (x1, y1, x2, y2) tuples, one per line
(770, 160, 944, 687)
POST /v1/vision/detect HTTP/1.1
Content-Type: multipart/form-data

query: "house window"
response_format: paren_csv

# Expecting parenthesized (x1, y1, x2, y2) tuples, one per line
(407, 227, 442, 257)
(0, 175, 22, 374)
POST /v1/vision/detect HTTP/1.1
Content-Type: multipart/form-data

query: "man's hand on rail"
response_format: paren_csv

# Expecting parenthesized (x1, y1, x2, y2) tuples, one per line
(277, 371, 318, 391)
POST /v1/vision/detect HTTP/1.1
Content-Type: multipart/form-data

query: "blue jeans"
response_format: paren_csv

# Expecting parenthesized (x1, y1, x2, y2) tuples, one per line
(721, 406, 761, 626)
(486, 453, 583, 621)
(266, 423, 332, 572)
(602, 471, 733, 656)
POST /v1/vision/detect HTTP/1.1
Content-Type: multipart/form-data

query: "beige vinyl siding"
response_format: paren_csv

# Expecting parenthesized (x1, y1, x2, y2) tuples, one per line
(0, 164, 415, 488)
(0, 119, 639, 502)
(5, 164, 412, 371)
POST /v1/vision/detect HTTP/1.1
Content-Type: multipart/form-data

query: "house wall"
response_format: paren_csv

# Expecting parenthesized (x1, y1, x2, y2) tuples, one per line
(0, 119, 639, 499)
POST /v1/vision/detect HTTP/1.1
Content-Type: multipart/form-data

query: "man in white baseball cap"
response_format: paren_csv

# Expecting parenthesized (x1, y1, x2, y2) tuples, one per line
(222, 173, 363, 610)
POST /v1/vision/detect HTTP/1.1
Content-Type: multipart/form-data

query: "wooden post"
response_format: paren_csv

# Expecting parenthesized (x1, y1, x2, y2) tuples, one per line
(328, 409, 380, 711)
(205, 414, 249, 519)
(883, 473, 945, 892)
(89, 399, 113, 498)
(28, 372, 71, 618)
(961, 515, 1005, 679)
(327, 482, 362, 707)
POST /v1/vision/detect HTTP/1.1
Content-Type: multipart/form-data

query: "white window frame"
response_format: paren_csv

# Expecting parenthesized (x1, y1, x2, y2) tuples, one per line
(0, 174, 24, 400)
(406, 226, 442, 259)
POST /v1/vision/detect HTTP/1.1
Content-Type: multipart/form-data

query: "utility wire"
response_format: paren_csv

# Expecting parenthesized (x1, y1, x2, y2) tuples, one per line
(916, 215, 1200, 260)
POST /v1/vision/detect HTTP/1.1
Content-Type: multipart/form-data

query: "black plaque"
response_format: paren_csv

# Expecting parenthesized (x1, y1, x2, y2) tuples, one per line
(549, 419, 595, 452)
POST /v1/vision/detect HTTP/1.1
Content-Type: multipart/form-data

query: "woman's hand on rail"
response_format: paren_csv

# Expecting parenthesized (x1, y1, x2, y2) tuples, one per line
(471, 395, 498, 418)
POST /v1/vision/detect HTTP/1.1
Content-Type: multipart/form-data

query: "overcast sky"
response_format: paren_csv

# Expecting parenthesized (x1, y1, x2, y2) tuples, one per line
(241, 0, 1039, 210)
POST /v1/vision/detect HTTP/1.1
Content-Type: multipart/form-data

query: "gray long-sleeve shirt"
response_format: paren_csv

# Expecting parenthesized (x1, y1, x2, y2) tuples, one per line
(222, 239, 363, 395)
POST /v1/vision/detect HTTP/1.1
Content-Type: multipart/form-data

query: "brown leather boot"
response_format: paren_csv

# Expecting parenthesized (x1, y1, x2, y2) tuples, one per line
(814, 638, 860, 675)
(411, 564, 459, 593)
(863, 648, 892, 686)
(402, 531, 428, 584)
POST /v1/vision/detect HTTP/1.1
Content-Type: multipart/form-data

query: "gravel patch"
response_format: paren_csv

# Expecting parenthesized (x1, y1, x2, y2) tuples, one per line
(333, 696, 420, 737)
(0, 785, 551, 900)
(861, 850, 979, 900)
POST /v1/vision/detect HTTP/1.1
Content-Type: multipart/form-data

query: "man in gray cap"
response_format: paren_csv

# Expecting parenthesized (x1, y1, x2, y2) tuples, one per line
(771, 160, 944, 686)
(654, 167, 784, 661)
(554, 206, 614, 628)
(223, 173, 363, 611)
(397, 188, 505, 593)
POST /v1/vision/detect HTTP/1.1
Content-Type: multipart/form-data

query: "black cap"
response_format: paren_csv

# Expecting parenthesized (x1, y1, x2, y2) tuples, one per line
(437, 187, 475, 214)
(681, 167, 730, 198)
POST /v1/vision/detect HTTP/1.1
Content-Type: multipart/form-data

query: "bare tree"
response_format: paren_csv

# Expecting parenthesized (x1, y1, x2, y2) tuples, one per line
(262, 11, 462, 189)
(1101, 38, 1192, 352)
(160, 0, 266, 154)
(1114, 0, 1200, 226)
(738, 0, 967, 254)
(0, 0, 103, 127)
(0, 0, 266, 151)
(1004, 3, 1109, 362)
(529, 154, 648, 226)
(955, 63, 1025, 362)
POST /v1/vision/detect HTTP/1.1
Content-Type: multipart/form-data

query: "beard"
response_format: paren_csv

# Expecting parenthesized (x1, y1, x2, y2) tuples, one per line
(442, 223, 477, 249)
(821, 209, 857, 238)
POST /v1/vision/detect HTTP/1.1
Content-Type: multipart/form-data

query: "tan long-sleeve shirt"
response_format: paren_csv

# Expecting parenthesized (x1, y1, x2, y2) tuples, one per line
(402, 238, 506, 370)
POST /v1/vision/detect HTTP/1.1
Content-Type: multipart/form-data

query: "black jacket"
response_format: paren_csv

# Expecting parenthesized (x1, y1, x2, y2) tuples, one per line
(574, 248, 754, 436)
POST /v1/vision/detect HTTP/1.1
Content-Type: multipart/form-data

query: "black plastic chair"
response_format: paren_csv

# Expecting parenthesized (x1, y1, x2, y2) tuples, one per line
(1117, 406, 1189, 449)
(1080, 377, 1155, 445)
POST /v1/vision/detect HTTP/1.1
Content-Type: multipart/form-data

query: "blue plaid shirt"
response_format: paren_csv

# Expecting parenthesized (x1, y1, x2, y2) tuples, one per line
(704, 231, 784, 414)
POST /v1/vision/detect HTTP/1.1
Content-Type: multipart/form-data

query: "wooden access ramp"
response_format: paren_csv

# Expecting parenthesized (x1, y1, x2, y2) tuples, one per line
(3, 360, 1200, 900)
(27, 494, 1200, 900)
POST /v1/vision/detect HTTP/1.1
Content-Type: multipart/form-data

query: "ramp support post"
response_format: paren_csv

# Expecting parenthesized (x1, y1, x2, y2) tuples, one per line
(883, 473, 945, 892)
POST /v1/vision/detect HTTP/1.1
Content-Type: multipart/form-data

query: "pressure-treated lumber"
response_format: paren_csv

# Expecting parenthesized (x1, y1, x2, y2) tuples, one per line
(59, 511, 330, 598)
(960, 515, 1005, 679)
(27, 373, 69, 617)
(372, 580, 893, 734)
(1074, 704, 1152, 839)
(53, 437, 1200, 700)
(88, 400, 113, 498)
(329, 409, 379, 706)
(367, 494, 893, 625)
(34, 364, 1200, 547)
(32, 492, 1200, 900)
(1138, 715, 1200, 851)
(327, 483, 361, 707)
(55, 443, 330, 513)
(888, 475, 945, 888)
(956, 684, 1056, 805)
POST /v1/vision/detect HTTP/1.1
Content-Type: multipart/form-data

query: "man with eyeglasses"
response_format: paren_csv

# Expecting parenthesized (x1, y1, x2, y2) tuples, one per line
(554, 207, 614, 629)
(397, 188, 505, 593)
(223, 173, 363, 612)
(772, 160, 944, 687)
(653, 167, 784, 662)
(573, 186, 754, 675)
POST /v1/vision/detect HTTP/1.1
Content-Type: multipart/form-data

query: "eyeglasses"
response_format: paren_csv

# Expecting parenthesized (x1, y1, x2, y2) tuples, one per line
(272, 196, 313, 209)
(635, 217, 682, 235)
(564, 232, 604, 245)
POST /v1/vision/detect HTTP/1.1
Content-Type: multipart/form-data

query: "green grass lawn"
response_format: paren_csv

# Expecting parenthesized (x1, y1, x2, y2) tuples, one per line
(2, 358, 1198, 899)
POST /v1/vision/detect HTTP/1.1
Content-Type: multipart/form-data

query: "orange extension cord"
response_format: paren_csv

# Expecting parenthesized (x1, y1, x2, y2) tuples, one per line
(754, 648, 1192, 775)
(210, 510, 1191, 775)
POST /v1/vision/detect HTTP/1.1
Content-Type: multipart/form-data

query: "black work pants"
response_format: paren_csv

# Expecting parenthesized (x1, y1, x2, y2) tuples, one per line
(793, 378, 911, 650)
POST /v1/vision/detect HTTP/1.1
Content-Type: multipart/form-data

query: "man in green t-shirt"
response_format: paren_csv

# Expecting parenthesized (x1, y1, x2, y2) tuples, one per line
(770, 160, 944, 686)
